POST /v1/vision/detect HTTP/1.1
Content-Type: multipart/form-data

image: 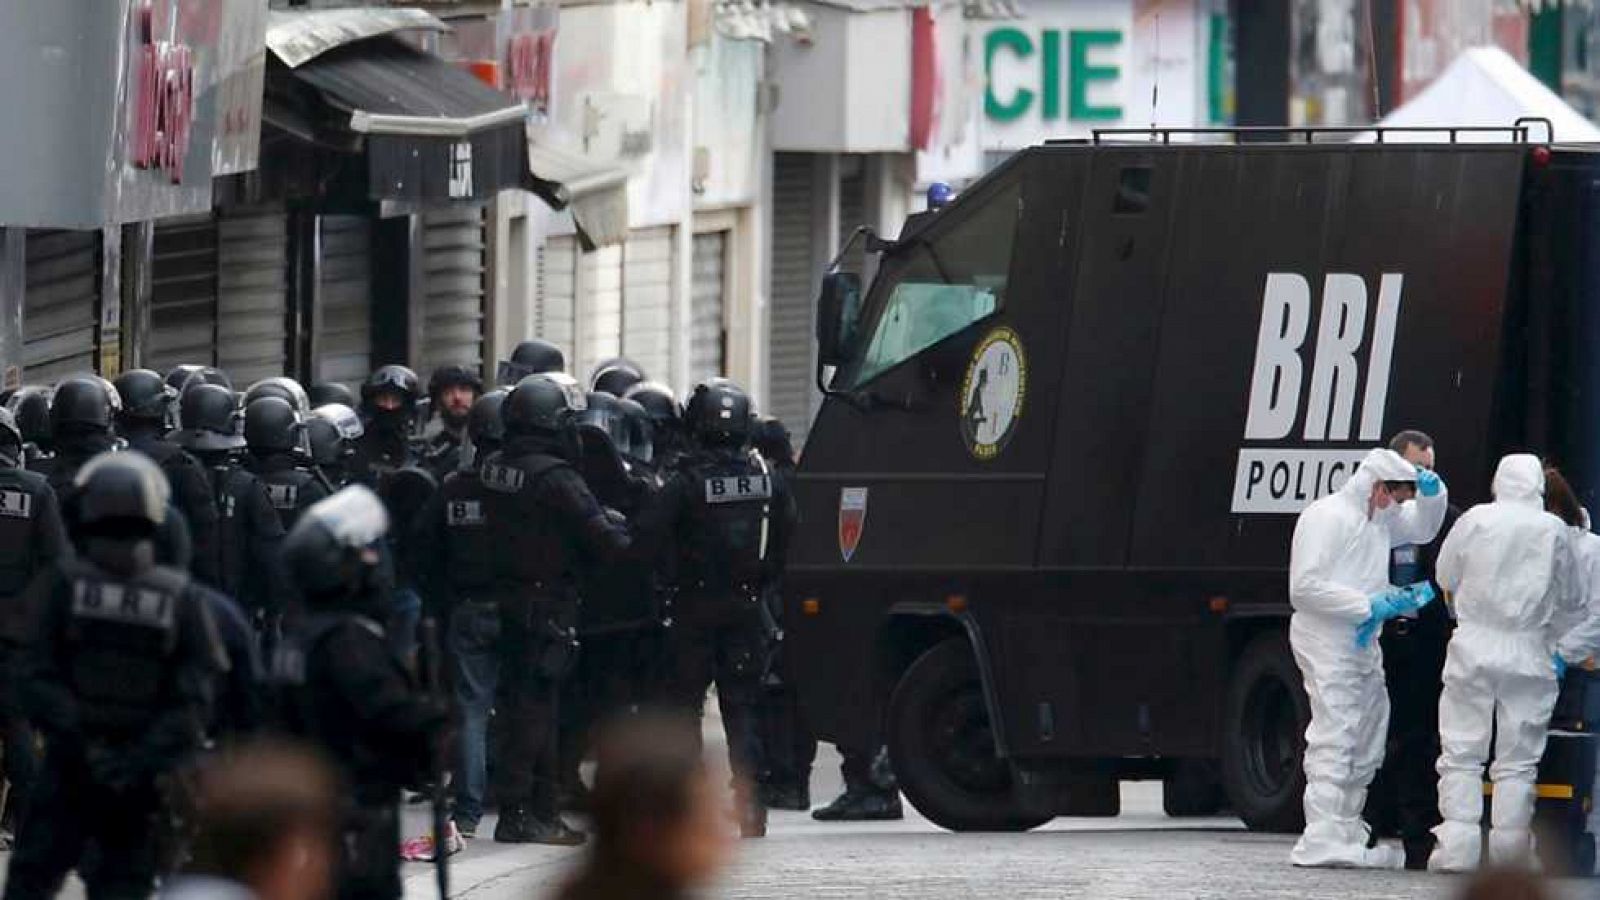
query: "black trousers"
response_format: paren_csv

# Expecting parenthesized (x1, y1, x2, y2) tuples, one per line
(3, 749, 159, 900)
(756, 681, 816, 789)
(666, 605, 766, 782)
(493, 600, 575, 819)
(1366, 616, 1450, 844)
(0, 648, 36, 833)
(839, 744, 896, 796)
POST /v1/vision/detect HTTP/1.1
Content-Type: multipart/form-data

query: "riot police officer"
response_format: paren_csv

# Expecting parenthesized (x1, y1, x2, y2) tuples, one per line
(0, 408, 67, 838)
(353, 366, 433, 657)
(413, 390, 505, 838)
(354, 366, 422, 480)
(4, 452, 226, 900)
(172, 384, 287, 624)
(7, 388, 54, 474)
(496, 339, 566, 387)
(421, 365, 484, 481)
(308, 404, 364, 490)
(45, 377, 122, 501)
(242, 377, 310, 416)
(244, 397, 329, 532)
(634, 379, 792, 838)
(623, 382, 684, 470)
(113, 368, 221, 585)
(277, 486, 447, 900)
(749, 416, 815, 811)
(480, 374, 631, 845)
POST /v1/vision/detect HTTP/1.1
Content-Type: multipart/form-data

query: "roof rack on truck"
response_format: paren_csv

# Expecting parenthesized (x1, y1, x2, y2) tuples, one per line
(1067, 117, 1555, 146)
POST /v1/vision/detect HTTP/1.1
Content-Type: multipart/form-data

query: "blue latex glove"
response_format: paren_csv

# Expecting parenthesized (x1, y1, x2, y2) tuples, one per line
(1555, 653, 1569, 680)
(1416, 468, 1442, 498)
(1355, 583, 1439, 648)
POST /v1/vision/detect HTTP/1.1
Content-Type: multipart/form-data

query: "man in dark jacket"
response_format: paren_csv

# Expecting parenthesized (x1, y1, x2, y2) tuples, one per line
(113, 369, 221, 585)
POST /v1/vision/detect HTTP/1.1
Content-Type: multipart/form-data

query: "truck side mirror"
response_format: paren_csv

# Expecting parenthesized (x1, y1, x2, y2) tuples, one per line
(816, 271, 862, 367)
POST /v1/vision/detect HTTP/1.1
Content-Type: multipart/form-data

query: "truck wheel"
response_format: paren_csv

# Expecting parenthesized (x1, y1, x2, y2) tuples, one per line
(887, 638, 1051, 832)
(1163, 760, 1226, 818)
(1221, 633, 1309, 833)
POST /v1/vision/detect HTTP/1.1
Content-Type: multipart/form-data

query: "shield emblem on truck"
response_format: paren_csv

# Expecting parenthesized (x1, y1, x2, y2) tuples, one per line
(838, 487, 868, 562)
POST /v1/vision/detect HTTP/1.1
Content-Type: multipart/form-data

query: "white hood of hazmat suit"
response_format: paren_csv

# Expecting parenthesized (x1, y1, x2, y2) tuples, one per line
(1431, 454, 1581, 871)
(1288, 448, 1448, 869)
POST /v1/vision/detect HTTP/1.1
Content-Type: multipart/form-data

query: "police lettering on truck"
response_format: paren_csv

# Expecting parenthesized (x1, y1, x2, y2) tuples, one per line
(1231, 272, 1403, 514)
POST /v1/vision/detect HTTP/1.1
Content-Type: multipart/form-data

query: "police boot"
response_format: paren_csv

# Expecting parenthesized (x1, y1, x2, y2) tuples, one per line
(493, 806, 586, 847)
(760, 782, 811, 812)
(811, 789, 903, 822)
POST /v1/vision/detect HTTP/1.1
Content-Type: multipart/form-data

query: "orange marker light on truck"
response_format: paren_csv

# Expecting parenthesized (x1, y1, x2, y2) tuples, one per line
(802, 598, 820, 616)
(946, 594, 969, 614)
(1208, 596, 1230, 614)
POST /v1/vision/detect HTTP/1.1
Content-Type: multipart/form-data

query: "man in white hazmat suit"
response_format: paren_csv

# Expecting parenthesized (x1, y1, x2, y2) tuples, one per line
(1289, 448, 1449, 868)
(1430, 454, 1583, 872)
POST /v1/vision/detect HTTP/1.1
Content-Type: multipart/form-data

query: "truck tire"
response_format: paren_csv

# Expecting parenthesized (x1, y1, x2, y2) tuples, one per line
(1163, 760, 1226, 818)
(1220, 632, 1309, 833)
(887, 638, 1051, 832)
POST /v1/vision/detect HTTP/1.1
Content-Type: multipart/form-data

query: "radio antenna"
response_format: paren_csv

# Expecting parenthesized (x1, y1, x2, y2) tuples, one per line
(1364, 0, 1381, 120)
(1149, 9, 1161, 135)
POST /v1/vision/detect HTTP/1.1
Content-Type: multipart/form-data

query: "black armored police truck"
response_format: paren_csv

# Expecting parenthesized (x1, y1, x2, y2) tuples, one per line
(784, 123, 1600, 841)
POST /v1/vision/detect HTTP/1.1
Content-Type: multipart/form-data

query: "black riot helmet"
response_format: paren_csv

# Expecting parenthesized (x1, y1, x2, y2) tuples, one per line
(307, 403, 364, 470)
(752, 416, 795, 467)
(74, 451, 170, 533)
(113, 368, 177, 426)
(623, 382, 679, 429)
(308, 381, 357, 410)
(685, 379, 753, 449)
(360, 366, 420, 435)
(165, 365, 205, 393)
(577, 391, 626, 445)
(497, 339, 566, 386)
(174, 383, 246, 452)
(244, 377, 310, 416)
(244, 397, 302, 455)
(466, 390, 507, 456)
(589, 357, 647, 398)
(282, 485, 389, 602)
(51, 376, 120, 437)
(8, 386, 54, 449)
(502, 373, 587, 437)
(614, 397, 655, 466)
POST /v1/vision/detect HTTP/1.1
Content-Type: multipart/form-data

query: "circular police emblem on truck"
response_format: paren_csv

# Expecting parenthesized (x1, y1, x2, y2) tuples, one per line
(959, 327, 1027, 461)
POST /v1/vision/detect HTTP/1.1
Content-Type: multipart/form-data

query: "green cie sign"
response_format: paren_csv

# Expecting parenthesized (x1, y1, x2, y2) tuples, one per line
(985, 28, 1124, 122)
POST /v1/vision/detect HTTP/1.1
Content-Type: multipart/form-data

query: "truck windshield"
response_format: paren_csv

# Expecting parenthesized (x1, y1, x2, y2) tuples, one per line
(850, 182, 1021, 387)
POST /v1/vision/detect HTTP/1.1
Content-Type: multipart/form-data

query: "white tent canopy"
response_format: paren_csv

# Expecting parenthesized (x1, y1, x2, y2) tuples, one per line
(1358, 46, 1600, 144)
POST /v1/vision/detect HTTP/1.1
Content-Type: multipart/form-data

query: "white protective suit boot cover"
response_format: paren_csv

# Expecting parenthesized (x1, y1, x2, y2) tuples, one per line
(1290, 617, 1398, 869)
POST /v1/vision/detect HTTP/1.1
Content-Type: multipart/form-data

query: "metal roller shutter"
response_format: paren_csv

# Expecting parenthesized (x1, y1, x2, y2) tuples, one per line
(768, 154, 818, 444)
(689, 231, 727, 384)
(620, 226, 673, 380)
(23, 230, 100, 383)
(217, 207, 290, 385)
(533, 236, 577, 359)
(420, 205, 488, 376)
(316, 215, 374, 387)
(576, 244, 622, 379)
(148, 215, 219, 376)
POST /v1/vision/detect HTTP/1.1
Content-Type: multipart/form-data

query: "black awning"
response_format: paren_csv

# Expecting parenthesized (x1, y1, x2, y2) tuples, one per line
(266, 37, 528, 204)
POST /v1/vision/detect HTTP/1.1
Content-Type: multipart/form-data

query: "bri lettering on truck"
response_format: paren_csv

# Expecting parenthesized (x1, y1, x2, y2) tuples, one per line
(1230, 272, 1403, 514)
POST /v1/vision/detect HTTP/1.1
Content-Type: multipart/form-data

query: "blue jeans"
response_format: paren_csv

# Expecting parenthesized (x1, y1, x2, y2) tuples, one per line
(451, 602, 501, 825)
(389, 587, 423, 660)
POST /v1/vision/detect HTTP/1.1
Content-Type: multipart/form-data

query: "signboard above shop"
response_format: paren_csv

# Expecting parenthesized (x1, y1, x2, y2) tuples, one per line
(979, 0, 1202, 151)
(0, 0, 266, 228)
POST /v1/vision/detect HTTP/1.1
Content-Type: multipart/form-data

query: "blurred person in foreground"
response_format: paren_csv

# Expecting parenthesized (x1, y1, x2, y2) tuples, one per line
(1455, 869, 1553, 900)
(553, 712, 734, 900)
(161, 741, 338, 900)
